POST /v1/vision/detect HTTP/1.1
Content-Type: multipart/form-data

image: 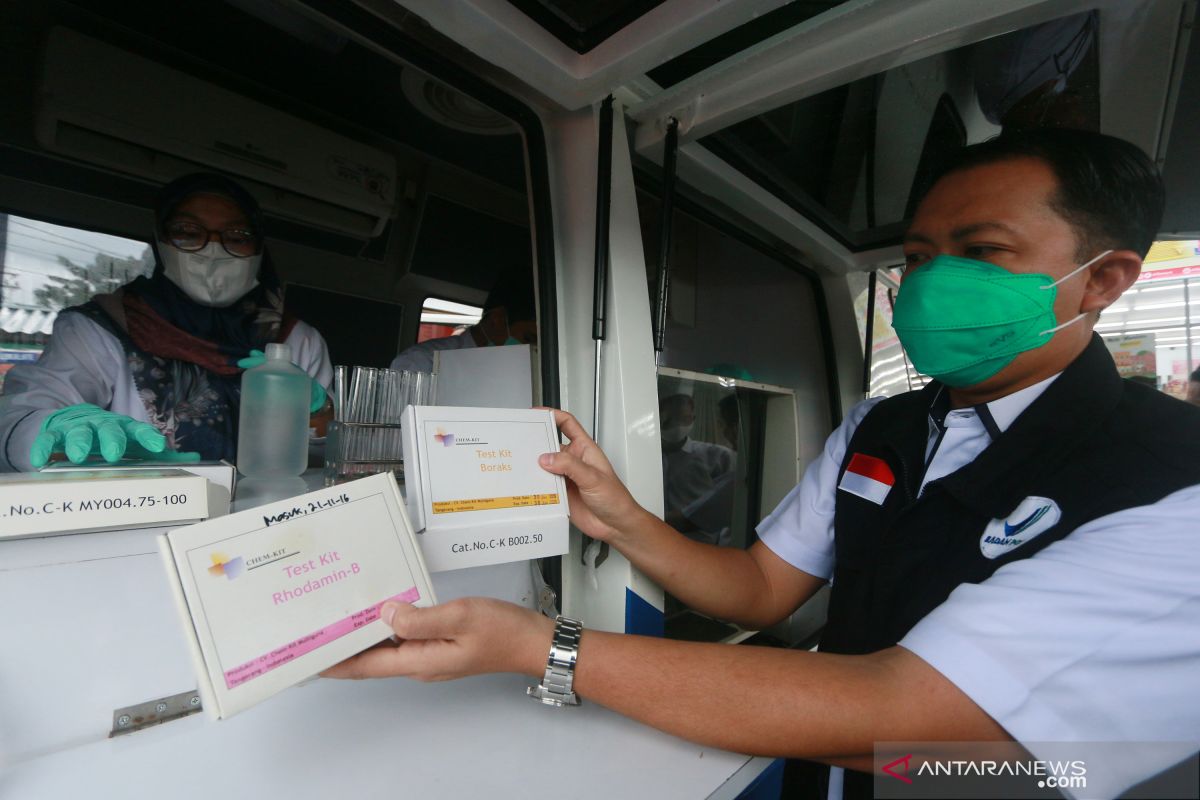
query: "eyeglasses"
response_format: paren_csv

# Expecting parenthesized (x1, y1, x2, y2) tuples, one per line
(163, 220, 260, 258)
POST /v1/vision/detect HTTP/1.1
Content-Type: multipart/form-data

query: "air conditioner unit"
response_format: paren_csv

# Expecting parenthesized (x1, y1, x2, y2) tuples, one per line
(35, 27, 396, 239)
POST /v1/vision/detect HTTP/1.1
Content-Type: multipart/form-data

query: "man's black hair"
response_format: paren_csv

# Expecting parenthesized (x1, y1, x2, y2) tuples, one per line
(925, 129, 1165, 258)
(1190, 367, 1200, 383)
(483, 265, 536, 323)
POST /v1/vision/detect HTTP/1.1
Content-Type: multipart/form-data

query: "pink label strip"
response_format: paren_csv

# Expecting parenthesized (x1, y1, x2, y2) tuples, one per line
(224, 587, 421, 689)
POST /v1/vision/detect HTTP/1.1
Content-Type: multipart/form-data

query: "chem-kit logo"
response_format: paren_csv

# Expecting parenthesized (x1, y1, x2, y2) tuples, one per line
(980, 496, 1061, 559)
(207, 552, 246, 580)
(432, 428, 483, 447)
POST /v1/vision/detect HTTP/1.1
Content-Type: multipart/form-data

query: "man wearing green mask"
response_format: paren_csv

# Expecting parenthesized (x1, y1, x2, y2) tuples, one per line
(328, 130, 1200, 798)
(389, 265, 537, 374)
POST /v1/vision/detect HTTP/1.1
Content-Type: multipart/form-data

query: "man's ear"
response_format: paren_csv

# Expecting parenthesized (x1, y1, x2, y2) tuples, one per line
(479, 307, 508, 342)
(478, 307, 496, 331)
(1081, 250, 1142, 315)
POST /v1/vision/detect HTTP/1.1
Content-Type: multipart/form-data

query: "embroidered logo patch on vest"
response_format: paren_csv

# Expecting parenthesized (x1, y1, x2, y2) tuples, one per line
(980, 496, 1062, 559)
(838, 453, 895, 505)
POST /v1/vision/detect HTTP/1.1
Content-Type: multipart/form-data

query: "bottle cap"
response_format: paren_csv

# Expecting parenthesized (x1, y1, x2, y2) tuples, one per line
(265, 343, 292, 362)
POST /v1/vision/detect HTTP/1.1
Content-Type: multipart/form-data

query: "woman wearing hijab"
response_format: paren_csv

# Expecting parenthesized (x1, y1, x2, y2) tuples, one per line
(0, 172, 332, 471)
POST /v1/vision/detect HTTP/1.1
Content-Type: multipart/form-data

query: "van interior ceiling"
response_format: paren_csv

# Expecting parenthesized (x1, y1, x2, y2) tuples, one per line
(0, 0, 535, 370)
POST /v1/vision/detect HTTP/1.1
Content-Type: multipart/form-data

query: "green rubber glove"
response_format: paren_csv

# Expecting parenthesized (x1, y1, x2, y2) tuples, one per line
(237, 349, 327, 413)
(30, 403, 201, 468)
(236, 349, 266, 370)
(309, 380, 327, 414)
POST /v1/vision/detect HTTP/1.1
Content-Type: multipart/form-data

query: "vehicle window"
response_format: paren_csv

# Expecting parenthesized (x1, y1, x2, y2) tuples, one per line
(1097, 240, 1200, 399)
(418, 297, 481, 344)
(646, 1, 852, 89)
(637, 186, 832, 642)
(408, 195, 533, 293)
(850, 240, 1200, 401)
(505, 0, 669, 54)
(0, 213, 151, 390)
(637, 188, 831, 406)
(698, 11, 1101, 249)
(656, 369, 796, 643)
(657, 372, 761, 549)
(847, 268, 929, 398)
(1, 3, 545, 381)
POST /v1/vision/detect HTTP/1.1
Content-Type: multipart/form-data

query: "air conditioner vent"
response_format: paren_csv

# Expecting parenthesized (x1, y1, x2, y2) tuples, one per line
(36, 27, 396, 238)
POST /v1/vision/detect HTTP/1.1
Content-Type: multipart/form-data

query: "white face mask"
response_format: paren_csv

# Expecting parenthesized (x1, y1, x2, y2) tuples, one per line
(661, 423, 693, 446)
(160, 242, 261, 307)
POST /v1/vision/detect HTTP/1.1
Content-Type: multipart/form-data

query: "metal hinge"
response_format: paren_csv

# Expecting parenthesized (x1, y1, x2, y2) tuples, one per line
(110, 689, 202, 737)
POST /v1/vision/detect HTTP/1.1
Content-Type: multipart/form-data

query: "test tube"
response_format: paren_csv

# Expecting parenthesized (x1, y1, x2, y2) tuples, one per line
(412, 372, 425, 409)
(388, 369, 401, 459)
(366, 367, 377, 423)
(333, 365, 347, 421)
(381, 369, 395, 459)
(325, 365, 419, 482)
(348, 367, 364, 423)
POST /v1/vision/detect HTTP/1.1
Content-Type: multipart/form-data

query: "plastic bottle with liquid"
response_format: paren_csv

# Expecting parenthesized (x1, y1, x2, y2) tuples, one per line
(237, 343, 310, 478)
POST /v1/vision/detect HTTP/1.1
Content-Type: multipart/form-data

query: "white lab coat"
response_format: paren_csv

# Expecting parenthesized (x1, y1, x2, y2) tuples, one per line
(0, 311, 332, 471)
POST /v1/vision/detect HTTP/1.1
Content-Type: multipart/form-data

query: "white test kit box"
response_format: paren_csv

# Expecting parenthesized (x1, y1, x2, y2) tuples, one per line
(42, 460, 238, 505)
(158, 472, 436, 720)
(403, 405, 569, 572)
(0, 468, 222, 540)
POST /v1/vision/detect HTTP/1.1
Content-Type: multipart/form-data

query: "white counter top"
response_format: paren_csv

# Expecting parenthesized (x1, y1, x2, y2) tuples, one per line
(0, 471, 772, 799)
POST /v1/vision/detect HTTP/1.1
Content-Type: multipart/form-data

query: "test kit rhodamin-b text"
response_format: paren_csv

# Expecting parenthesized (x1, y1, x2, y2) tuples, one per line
(158, 472, 436, 719)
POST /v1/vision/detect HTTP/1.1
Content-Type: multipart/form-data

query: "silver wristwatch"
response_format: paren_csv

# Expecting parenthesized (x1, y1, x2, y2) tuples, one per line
(527, 615, 583, 707)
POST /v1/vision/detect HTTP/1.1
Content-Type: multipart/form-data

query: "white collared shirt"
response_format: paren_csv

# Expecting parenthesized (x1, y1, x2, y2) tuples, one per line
(757, 375, 1059, 579)
(758, 378, 1200, 799)
(920, 374, 1057, 490)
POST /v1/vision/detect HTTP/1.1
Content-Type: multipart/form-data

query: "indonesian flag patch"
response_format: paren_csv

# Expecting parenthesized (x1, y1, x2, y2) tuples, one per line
(838, 453, 895, 505)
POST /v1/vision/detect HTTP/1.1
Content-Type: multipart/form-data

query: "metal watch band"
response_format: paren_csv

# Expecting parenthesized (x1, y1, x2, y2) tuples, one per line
(527, 615, 582, 707)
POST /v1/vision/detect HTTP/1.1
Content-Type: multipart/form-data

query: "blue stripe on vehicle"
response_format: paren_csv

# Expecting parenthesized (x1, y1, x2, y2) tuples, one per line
(625, 587, 664, 637)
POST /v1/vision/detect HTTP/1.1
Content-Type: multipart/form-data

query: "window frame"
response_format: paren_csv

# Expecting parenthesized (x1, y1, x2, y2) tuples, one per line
(271, 0, 561, 411)
(0, 208, 155, 311)
(634, 163, 843, 428)
(415, 294, 483, 345)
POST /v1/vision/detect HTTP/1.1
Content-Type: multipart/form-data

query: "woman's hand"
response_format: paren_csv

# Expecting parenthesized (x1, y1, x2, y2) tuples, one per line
(323, 598, 553, 682)
(30, 403, 200, 467)
(537, 409, 653, 546)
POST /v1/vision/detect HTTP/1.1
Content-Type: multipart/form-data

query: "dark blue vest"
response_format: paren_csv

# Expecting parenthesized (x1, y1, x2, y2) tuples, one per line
(821, 335, 1200, 797)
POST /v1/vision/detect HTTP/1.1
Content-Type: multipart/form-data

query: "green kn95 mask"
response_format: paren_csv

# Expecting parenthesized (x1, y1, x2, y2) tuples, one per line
(891, 250, 1110, 387)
